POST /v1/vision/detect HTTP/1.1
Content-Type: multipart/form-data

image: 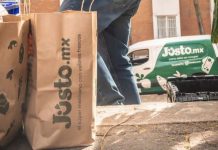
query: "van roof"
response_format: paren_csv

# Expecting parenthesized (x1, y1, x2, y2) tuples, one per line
(129, 35, 211, 52)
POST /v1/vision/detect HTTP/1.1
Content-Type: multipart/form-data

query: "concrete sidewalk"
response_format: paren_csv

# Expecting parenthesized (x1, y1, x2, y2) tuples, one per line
(5, 95, 218, 150)
(97, 101, 218, 126)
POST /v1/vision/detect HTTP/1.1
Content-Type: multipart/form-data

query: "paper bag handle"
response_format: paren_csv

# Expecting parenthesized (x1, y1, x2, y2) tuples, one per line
(81, 0, 95, 12)
(19, 0, 31, 15)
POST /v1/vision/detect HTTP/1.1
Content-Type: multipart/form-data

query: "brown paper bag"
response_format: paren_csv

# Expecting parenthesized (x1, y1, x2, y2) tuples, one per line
(0, 15, 28, 146)
(25, 11, 97, 150)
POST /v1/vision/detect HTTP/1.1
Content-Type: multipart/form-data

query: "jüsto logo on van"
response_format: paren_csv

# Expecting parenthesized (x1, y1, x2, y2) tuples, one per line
(162, 45, 204, 57)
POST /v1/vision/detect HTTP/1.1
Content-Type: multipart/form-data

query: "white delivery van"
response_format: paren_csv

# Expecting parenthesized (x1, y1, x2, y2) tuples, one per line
(128, 35, 218, 94)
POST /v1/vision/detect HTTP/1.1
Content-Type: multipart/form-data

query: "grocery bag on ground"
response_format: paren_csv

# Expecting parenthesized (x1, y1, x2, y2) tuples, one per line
(0, 15, 28, 146)
(25, 11, 97, 150)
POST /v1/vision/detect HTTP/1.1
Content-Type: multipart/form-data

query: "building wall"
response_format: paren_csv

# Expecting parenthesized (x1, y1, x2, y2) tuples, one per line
(26, 0, 212, 44)
(27, 0, 60, 13)
(152, 0, 181, 39)
(131, 0, 212, 44)
(131, 0, 153, 44)
(179, 0, 211, 36)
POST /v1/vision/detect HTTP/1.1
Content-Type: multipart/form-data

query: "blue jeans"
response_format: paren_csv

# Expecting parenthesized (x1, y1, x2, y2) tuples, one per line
(60, 0, 141, 105)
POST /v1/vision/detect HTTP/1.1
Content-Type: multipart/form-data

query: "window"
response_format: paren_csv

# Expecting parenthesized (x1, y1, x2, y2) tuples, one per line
(128, 49, 149, 66)
(157, 16, 177, 38)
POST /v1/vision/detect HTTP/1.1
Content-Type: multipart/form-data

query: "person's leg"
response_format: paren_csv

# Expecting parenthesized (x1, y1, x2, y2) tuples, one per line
(97, 53, 124, 105)
(101, 0, 142, 104)
(60, 0, 141, 104)
(60, 0, 125, 105)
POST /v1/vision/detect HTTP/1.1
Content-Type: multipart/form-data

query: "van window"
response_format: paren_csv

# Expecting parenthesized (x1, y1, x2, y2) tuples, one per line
(128, 49, 149, 66)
